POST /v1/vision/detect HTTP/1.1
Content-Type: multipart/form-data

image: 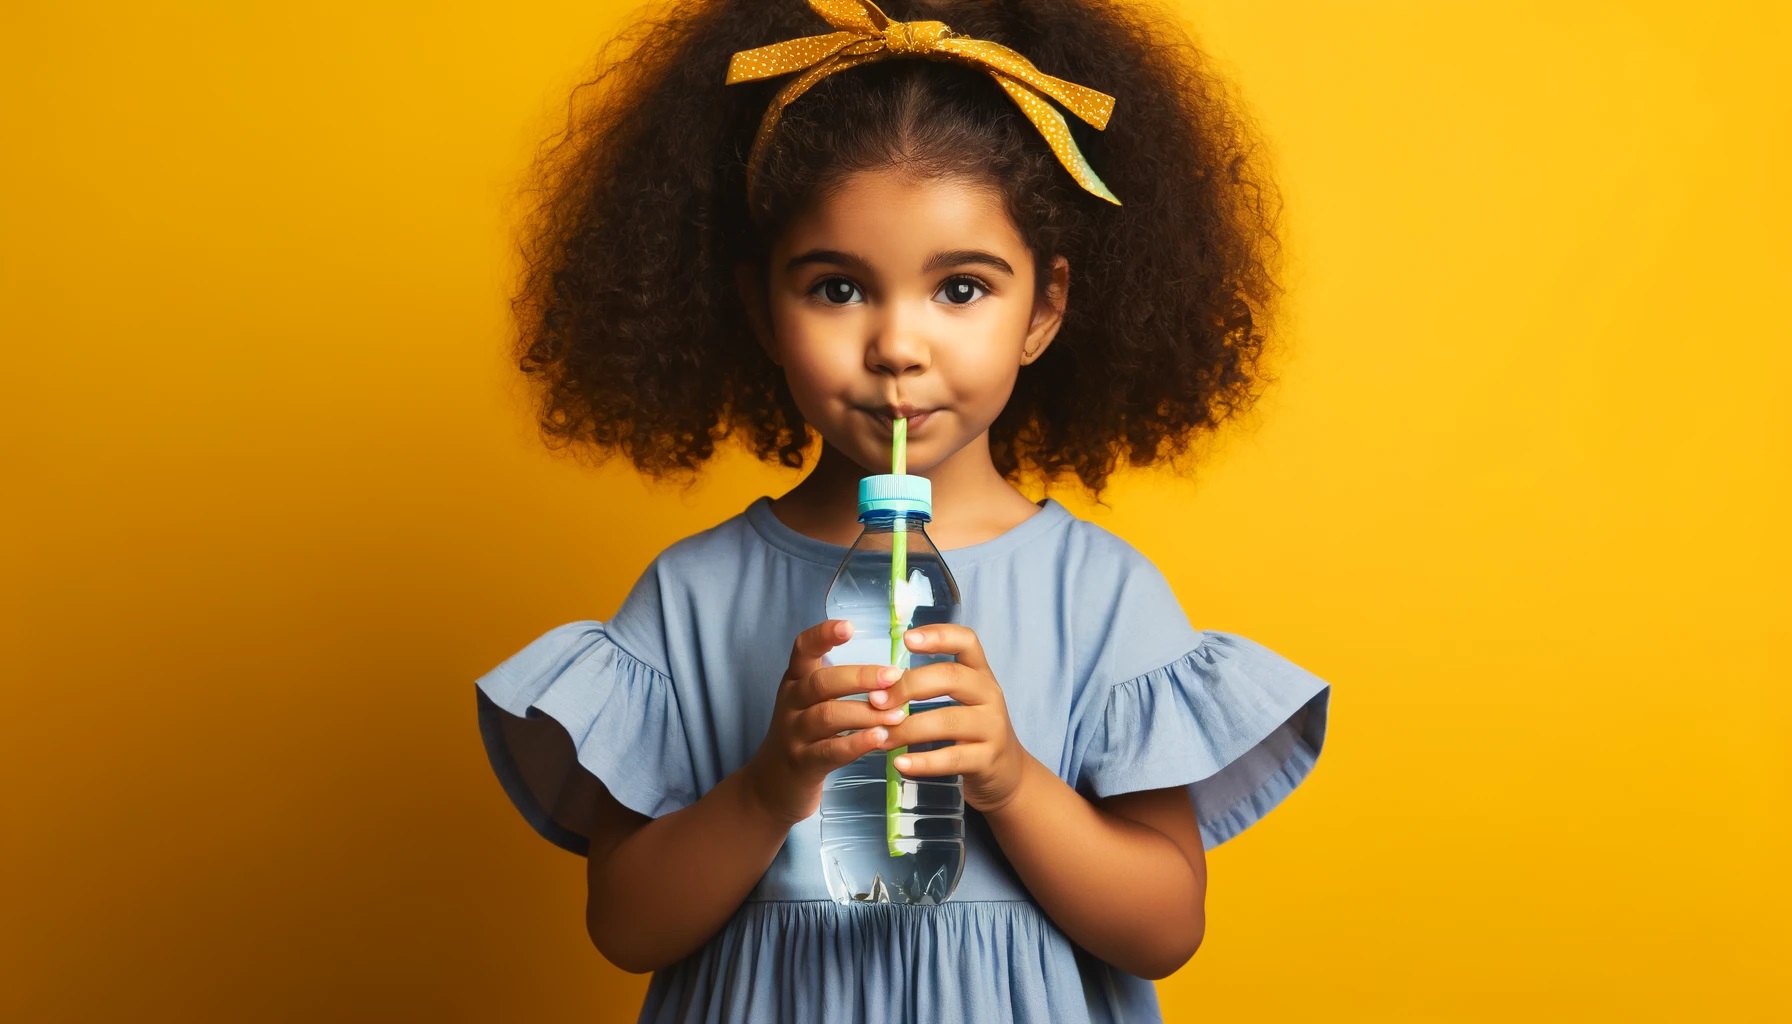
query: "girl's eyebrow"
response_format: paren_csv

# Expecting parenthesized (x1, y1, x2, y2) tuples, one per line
(784, 248, 1015, 277)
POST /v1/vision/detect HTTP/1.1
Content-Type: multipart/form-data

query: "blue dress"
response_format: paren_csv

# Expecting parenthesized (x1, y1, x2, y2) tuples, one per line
(475, 496, 1332, 1023)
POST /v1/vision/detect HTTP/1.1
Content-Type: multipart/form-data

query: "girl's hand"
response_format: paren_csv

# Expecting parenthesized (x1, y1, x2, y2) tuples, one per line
(743, 619, 908, 828)
(871, 624, 1031, 814)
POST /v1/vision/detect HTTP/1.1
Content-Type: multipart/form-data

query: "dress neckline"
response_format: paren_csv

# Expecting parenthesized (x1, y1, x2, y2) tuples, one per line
(744, 495, 1074, 569)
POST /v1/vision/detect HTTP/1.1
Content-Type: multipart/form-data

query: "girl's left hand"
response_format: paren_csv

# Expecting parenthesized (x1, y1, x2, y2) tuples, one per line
(868, 623, 1030, 814)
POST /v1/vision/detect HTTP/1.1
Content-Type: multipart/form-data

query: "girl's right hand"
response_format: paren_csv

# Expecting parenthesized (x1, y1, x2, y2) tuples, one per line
(744, 618, 906, 828)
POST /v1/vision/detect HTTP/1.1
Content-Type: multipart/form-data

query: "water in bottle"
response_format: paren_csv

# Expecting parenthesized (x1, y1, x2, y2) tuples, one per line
(819, 472, 965, 905)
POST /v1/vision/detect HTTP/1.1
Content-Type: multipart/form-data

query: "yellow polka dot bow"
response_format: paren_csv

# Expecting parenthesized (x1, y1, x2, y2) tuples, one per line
(725, 0, 1121, 205)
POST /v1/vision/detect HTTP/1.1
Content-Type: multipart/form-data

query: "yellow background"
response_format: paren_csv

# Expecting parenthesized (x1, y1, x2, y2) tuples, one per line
(4, 0, 1786, 1019)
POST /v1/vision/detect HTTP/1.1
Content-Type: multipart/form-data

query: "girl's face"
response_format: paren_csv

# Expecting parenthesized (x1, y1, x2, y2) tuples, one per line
(741, 167, 1068, 476)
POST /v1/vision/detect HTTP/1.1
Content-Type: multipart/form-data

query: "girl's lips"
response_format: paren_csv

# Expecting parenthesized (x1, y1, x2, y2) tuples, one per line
(871, 409, 933, 432)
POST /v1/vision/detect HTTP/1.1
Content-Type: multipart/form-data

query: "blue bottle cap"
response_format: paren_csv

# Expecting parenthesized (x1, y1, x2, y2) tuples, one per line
(858, 474, 932, 519)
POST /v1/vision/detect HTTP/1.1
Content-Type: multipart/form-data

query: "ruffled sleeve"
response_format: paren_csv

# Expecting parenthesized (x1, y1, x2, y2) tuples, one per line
(474, 620, 698, 856)
(1071, 631, 1331, 850)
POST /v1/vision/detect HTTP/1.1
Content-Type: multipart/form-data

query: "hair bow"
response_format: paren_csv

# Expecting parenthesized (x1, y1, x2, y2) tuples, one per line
(725, 0, 1120, 205)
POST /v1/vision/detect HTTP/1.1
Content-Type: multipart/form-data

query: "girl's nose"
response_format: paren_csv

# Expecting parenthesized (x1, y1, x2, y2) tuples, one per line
(866, 317, 930, 376)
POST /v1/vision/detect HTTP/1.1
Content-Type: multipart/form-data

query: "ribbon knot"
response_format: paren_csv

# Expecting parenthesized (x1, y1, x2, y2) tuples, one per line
(725, 0, 1119, 205)
(883, 20, 945, 55)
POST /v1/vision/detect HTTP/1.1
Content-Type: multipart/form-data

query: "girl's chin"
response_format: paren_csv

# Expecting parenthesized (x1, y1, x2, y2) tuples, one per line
(814, 412, 965, 473)
(834, 434, 939, 476)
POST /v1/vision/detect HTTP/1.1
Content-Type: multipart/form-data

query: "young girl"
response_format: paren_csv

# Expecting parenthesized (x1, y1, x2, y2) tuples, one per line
(475, 1, 1331, 1020)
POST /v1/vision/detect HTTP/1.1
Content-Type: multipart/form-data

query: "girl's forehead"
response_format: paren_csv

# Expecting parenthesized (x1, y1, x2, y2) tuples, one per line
(777, 168, 1025, 269)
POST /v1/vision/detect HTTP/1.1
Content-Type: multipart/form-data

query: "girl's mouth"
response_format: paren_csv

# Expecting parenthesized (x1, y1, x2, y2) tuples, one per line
(871, 409, 933, 432)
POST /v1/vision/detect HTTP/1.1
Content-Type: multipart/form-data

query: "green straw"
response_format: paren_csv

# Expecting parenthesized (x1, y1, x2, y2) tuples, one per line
(887, 417, 910, 858)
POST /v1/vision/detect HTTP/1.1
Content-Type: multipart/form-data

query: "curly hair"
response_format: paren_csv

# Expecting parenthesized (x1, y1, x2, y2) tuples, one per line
(507, 0, 1285, 502)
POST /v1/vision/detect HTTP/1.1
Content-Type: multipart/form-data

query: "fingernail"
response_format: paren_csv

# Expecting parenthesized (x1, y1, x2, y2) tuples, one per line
(870, 691, 888, 707)
(907, 631, 925, 646)
(881, 709, 905, 724)
(837, 622, 852, 640)
(878, 667, 899, 685)
(869, 727, 888, 743)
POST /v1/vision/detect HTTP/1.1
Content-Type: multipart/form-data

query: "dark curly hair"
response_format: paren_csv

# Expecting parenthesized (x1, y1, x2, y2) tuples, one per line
(507, 0, 1285, 502)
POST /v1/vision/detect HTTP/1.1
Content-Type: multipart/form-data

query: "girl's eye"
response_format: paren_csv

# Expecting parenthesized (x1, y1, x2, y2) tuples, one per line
(812, 278, 862, 305)
(937, 276, 988, 306)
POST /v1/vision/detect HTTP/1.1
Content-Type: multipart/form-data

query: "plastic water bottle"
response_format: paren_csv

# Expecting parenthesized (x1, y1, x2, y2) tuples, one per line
(819, 473, 965, 905)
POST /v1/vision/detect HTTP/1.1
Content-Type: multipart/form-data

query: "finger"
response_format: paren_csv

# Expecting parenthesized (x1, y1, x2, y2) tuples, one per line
(890, 743, 970, 778)
(799, 663, 899, 706)
(876, 661, 990, 708)
(904, 623, 989, 674)
(880, 703, 987, 750)
(796, 695, 909, 742)
(804, 725, 890, 772)
(785, 619, 854, 686)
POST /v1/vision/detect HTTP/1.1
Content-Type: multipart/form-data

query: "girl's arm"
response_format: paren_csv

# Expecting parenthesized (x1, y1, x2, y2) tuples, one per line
(582, 766, 791, 974)
(981, 754, 1208, 980)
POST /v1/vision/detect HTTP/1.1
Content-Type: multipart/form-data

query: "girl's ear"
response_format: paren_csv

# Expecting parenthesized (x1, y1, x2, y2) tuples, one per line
(735, 262, 780, 366)
(1022, 256, 1070, 365)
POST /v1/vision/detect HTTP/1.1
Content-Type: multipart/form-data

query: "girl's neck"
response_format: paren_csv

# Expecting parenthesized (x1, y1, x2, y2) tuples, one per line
(769, 428, 1045, 550)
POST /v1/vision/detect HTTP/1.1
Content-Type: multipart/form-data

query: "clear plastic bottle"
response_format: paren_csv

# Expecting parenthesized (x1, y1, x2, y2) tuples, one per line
(819, 473, 965, 905)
